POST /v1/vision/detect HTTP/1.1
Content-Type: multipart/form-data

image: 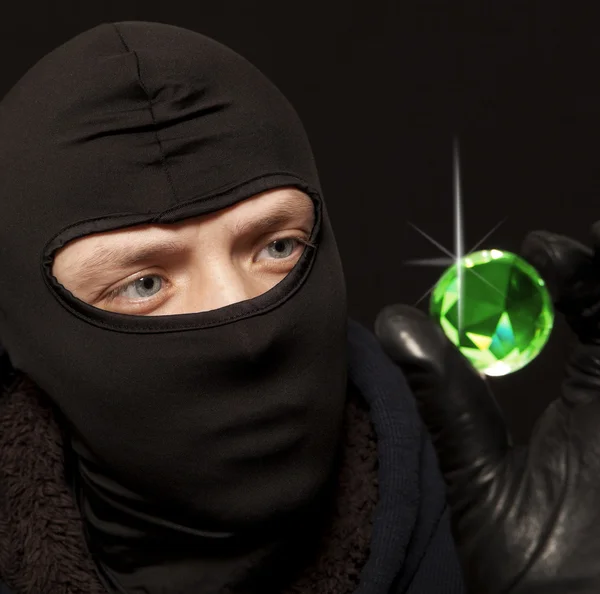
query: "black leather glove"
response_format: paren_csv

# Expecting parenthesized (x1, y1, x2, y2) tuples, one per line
(375, 227, 600, 594)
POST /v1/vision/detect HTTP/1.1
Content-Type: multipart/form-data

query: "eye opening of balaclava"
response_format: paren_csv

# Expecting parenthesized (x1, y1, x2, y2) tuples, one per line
(42, 177, 323, 332)
(0, 20, 348, 549)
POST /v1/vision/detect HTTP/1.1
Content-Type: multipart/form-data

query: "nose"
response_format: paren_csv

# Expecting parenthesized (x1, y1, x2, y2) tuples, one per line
(187, 257, 256, 313)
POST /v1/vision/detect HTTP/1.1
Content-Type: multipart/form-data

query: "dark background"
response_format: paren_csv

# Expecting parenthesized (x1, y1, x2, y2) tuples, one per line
(2, 2, 598, 443)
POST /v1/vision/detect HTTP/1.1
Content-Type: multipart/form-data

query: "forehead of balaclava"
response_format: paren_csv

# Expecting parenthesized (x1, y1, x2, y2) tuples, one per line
(0, 21, 347, 526)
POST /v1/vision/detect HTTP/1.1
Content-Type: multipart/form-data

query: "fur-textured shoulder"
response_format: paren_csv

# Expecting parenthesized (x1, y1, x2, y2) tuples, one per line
(0, 376, 106, 594)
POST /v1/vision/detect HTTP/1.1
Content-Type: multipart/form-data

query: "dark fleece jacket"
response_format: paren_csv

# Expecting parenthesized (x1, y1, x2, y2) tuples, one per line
(0, 320, 465, 594)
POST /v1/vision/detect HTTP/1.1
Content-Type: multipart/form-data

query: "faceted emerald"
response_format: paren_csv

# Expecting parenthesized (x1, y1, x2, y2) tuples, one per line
(429, 249, 554, 376)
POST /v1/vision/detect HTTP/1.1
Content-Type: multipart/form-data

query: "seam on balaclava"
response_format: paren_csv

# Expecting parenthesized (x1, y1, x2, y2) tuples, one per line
(111, 23, 179, 208)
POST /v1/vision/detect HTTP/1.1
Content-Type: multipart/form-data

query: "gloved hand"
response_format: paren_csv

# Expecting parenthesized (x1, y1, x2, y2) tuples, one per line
(375, 227, 600, 594)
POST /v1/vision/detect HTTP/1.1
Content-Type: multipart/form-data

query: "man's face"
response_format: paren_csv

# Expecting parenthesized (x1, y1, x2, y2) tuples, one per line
(52, 187, 315, 316)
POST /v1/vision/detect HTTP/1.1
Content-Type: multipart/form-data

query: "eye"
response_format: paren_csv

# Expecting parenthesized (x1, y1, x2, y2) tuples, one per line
(260, 237, 307, 261)
(116, 275, 163, 300)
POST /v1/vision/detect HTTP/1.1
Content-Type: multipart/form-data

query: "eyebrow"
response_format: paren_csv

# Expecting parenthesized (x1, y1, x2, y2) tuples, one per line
(68, 241, 186, 288)
(66, 197, 314, 285)
(231, 201, 313, 236)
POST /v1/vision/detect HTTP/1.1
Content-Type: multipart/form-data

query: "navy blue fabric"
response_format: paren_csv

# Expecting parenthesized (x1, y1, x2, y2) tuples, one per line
(0, 582, 14, 594)
(347, 319, 465, 594)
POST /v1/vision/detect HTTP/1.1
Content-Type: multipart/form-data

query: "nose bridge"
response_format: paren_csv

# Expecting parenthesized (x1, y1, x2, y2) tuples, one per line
(197, 252, 250, 310)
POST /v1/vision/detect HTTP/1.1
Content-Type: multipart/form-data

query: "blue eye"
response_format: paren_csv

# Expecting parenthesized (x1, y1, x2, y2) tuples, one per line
(265, 238, 299, 259)
(121, 275, 163, 300)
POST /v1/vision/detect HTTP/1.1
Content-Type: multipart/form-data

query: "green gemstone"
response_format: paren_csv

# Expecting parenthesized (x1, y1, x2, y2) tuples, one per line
(429, 249, 554, 376)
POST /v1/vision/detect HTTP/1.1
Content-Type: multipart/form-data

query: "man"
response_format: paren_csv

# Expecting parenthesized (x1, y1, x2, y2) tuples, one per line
(3, 20, 600, 594)
(0, 21, 464, 594)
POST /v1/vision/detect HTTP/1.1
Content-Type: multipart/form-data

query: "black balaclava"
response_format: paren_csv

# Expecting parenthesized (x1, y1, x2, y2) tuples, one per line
(0, 22, 348, 592)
